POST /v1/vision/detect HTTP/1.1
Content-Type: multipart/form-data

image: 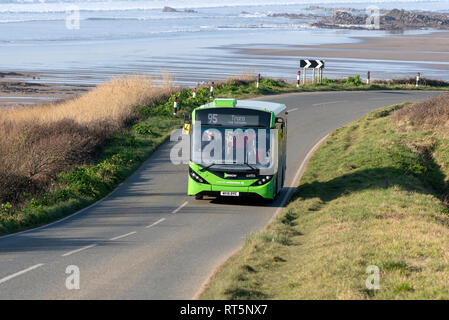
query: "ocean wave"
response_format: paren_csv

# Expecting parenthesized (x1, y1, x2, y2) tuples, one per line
(0, 0, 446, 14)
(0, 14, 224, 23)
(201, 23, 310, 30)
(2, 23, 311, 42)
(239, 12, 269, 18)
(0, 18, 61, 23)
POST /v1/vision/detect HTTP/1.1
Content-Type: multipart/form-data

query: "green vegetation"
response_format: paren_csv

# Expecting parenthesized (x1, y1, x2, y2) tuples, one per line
(0, 116, 182, 234)
(201, 93, 449, 299)
(1, 75, 448, 236)
(297, 76, 449, 92)
(343, 74, 363, 86)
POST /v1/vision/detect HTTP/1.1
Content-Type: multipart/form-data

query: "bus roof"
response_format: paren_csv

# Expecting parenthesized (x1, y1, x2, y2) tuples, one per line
(197, 99, 286, 116)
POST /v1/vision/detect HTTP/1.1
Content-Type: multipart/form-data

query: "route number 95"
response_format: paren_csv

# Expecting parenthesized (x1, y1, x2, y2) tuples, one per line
(208, 113, 218, 124)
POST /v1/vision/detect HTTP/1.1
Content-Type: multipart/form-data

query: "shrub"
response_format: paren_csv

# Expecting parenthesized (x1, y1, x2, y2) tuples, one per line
(344, 74, 363, 86)
(394, 93, 449, 129)
(322, 77, 335, 84)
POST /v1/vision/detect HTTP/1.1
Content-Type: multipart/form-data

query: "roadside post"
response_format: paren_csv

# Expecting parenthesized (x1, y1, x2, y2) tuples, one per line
(367, 71, 371, 84)
(193, 87, 196, 98)
(297, 71, 301, 87)
(300, 59, 324, 85)
(416, 72, 420, 87)
(257, 73, 261, 88)
(210, 82, 214, 98)
(319, 66, 323, 83)
(173, 97, 178, 115)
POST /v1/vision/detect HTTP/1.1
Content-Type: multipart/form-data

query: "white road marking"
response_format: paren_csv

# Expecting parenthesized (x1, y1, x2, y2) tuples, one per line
(109, 231, 137, 241)
(288, 107, 298, 112)
(61, 244, 97, 257)
(193, 133, 330, 300)
(0, 264, 44, 285)
(312, 100, 345, 106)
(172, 201, 188, 214)
(145, 218, 166, 228)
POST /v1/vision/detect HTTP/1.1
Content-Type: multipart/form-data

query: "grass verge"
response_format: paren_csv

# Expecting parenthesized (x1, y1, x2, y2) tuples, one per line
(200, 93, 449, 299)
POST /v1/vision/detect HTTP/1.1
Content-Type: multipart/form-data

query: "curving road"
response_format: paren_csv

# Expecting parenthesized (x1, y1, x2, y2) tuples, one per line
(0, 90, 441, 299)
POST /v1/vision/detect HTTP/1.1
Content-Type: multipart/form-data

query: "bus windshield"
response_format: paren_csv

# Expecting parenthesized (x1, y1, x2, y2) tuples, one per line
(191, 126, 276, 171)
(191, 126, 278, 177)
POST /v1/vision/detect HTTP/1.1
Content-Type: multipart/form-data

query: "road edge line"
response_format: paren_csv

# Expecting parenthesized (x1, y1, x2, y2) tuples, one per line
(0, 184, 123, 241)
(192, 133, 330, 300)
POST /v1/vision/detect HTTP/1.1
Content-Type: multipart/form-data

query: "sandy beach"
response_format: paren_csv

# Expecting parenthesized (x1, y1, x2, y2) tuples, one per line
(237, 32, 449, 68)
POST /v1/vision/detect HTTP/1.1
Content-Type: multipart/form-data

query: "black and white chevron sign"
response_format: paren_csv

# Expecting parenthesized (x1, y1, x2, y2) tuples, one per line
(300, 59, 324, 69)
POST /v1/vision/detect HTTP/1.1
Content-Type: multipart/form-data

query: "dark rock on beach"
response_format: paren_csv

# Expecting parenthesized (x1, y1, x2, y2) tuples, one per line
(162, 7, 178, 12)
(312, 8, 449, 30)
(162, 7, 197, 13)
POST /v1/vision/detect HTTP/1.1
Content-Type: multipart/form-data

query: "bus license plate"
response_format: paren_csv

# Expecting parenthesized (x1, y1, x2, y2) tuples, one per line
(220, 191, 239, 197)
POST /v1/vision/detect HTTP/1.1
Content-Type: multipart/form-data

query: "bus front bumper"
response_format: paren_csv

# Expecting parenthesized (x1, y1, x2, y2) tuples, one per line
(188, 176, 275, 200)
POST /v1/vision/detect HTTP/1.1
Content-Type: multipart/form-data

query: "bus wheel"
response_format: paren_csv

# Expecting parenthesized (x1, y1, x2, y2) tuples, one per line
(195, 195, 203, 200)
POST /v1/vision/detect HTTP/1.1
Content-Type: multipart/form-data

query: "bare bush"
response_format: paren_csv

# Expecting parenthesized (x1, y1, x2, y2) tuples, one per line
(226, 70, 257, 83)
(0, 118, 115, 204)
(0, 75, 176, 206)
(373, 78, 449, 87)
(394, 93, 449, 129)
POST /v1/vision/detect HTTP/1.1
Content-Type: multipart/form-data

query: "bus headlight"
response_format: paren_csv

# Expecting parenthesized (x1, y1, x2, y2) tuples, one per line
(189, 168, 209, 184)
(251, 175, 273, 186)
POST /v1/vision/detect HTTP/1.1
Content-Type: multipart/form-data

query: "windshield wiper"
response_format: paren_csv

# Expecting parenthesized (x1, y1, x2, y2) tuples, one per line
(199, 162, 258, 172)
(229, 161, 259, 172)
(203, 123, 223, 127)
(243, 162, 257, 171)
(200, 163, 220, 172)
(241, 125, 268, 128)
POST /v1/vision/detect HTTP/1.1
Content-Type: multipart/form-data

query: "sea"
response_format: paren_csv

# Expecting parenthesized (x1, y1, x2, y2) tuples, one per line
(1, 0, 449, 86)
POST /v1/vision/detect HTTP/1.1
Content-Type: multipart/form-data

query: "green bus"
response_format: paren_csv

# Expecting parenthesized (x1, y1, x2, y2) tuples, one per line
(187, 98, 287, 201)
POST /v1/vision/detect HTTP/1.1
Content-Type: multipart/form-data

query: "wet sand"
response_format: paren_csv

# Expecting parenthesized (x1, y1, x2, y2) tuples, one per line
(237, 31, 449, 70)
(0, 72, 93, 108)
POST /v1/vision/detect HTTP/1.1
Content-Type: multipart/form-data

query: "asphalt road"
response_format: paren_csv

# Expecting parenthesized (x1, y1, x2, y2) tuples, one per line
(0, 90, 442, 299)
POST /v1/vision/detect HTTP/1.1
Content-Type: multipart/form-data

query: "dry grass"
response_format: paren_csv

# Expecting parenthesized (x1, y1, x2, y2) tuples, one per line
(0, 75, 174, 125)
(225, 70, 257, 83)
(394, 93, 449, 130)
(0, 75, 175, 206)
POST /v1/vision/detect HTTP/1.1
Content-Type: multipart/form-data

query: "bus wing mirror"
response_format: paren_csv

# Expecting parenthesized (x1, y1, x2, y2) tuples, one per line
(275, 117, 285, 129)
(182, 123, 191, 135)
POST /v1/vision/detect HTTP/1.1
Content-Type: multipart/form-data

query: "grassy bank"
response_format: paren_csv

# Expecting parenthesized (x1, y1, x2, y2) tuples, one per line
(293, 76, 449, 92)
(201, 93, 449, 299)
(1, 74, 448, 236)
